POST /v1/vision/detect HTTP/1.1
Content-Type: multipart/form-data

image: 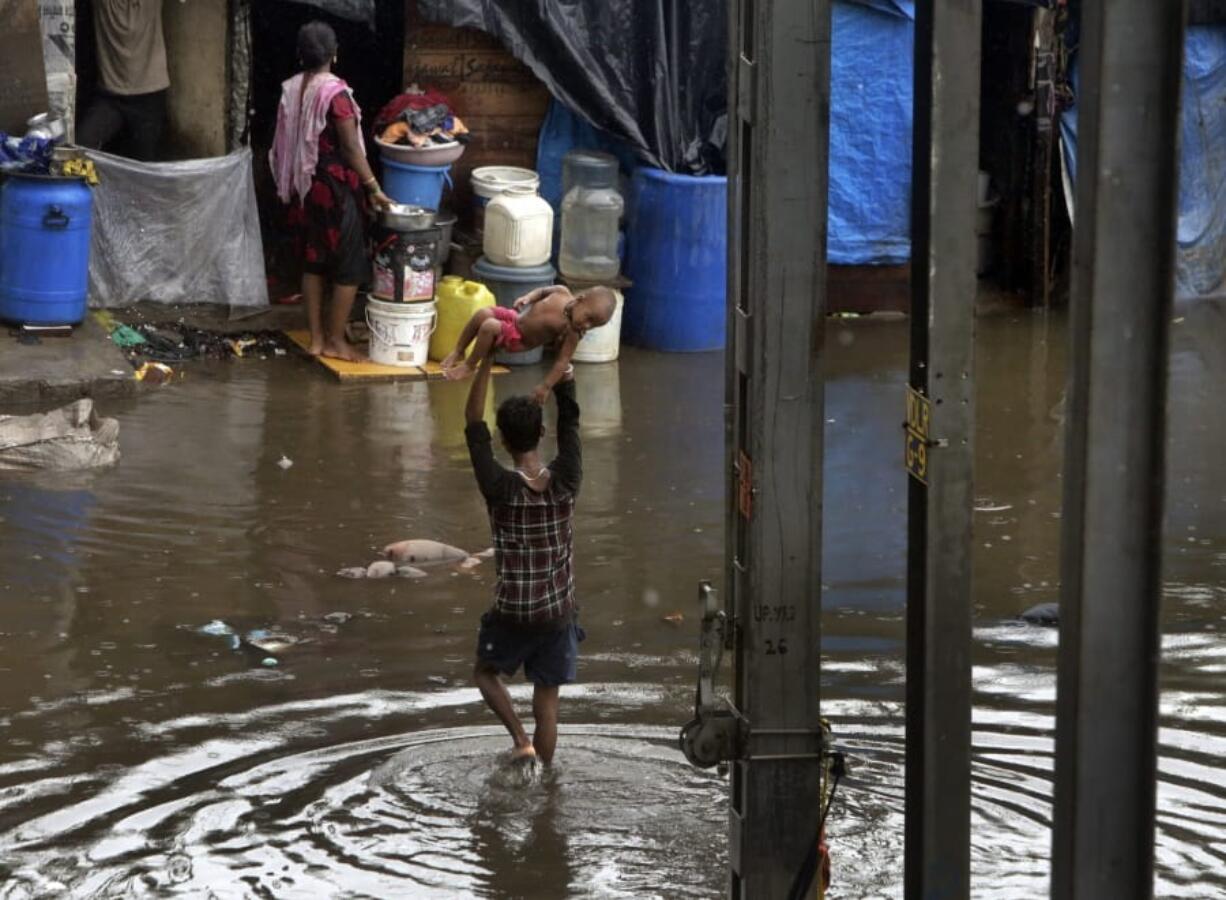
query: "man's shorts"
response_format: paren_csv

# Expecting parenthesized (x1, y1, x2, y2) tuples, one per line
(475, 610, 585, 686)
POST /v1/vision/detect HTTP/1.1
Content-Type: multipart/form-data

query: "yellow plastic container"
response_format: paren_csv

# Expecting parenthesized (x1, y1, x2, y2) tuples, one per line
(430, 276, 495, 361)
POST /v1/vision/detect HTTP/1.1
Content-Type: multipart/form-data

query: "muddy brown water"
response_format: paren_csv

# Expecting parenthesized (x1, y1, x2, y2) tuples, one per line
(0, 303, 1223, 897)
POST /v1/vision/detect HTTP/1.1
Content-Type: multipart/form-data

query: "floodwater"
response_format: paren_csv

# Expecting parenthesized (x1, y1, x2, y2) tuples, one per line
(0, 300, 1223, 898)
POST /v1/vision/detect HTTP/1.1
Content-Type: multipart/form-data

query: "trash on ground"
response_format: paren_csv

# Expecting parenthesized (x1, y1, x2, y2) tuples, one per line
(134, 361, 175, 384)
(0, 400, 120, 471)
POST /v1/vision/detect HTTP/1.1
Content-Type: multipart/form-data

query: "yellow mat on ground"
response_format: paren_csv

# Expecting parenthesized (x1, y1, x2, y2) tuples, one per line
(285, 330, 506, 383)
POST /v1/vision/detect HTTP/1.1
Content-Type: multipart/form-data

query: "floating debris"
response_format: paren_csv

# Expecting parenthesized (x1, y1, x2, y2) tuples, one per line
(974, 503, 1013, 513)
(367, 560, 397, 579)
(323, 612, 353, 625)
(397, 565, 428, 579)
(662, 612, 685, 625)
(198, 620, 233, 637)
(1019, 602, 1059, 627)
(383, 539, 470, 565)
(277, 455, 294, 470)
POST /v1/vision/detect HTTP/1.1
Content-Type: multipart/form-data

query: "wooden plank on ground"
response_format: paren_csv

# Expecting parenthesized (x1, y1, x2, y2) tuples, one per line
(285, 330, 507, 383)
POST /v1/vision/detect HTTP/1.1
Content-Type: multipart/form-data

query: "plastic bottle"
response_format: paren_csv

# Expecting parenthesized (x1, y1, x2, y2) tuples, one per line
(559, 150, 624, 281)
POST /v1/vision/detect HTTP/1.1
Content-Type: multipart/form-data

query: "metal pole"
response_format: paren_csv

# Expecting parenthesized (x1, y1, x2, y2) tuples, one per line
(726, 0, 831, 895)
(905, 1, 980, 897)
(1051, 2, 1186, 897)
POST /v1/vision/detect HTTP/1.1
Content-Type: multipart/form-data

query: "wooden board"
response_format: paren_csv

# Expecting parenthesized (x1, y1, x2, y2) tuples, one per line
(403, 2, 551, 229)
(285, 329, 507, 383)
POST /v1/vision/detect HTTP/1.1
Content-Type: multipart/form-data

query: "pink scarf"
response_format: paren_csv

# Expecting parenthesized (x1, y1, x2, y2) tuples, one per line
(269, 72, 365, 205)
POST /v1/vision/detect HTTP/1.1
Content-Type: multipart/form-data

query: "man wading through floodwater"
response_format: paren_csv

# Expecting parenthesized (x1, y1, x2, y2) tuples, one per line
(465, 356, 585, 764)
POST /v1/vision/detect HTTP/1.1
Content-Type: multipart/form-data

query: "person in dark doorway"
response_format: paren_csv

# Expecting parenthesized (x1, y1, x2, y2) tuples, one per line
(464, 355, 586, 765)
(77, 0, 169, 161)
(269, 21, 390, 362)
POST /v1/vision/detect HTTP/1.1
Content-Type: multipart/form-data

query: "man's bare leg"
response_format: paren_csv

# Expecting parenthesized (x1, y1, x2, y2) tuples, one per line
(532, 684, 560, 764)
(474, 662, 535, 761)
(322, 283, 366, 362)
(303, 272, 327, 356)
(445, 316, 502, 381)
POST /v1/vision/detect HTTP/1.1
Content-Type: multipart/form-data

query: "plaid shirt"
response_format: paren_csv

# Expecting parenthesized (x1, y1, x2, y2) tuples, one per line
(465, 381, 582, 625)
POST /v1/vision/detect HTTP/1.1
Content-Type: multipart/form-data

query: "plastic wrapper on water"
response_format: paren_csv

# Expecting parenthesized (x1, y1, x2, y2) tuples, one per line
(86, 148, 268, 308)
(0, 400, 119, 471)
(417, 0, 727, 175)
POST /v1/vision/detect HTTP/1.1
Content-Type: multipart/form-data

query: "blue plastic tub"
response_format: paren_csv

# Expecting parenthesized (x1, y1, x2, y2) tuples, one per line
(0, 174, 93, 326)
(471, 256, 556, 366)
(381, 158, 452, 210)
(623, 168, 727, 351)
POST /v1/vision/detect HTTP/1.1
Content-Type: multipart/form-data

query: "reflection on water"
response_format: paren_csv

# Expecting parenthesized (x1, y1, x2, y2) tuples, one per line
(0, 302, 1223, 896)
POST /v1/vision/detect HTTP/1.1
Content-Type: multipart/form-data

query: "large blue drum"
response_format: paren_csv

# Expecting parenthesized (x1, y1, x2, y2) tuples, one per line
(0, 174, 93, 325)
(623, 167, 727, 351)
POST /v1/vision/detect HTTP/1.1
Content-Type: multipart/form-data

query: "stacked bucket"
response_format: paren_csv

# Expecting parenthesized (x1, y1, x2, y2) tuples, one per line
(558, 150, 625, 363)
(470, 167, 556, 366)
(368, 141, 459, 368)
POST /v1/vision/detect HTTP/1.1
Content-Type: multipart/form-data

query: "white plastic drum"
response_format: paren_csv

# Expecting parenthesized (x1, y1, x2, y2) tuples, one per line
(483, 185, 554, 267)
(366, 298, 437, 367)
(572, 289, 624, 363)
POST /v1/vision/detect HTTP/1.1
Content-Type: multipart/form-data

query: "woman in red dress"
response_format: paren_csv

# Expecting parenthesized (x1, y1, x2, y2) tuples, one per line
(270, 22, 390, 361)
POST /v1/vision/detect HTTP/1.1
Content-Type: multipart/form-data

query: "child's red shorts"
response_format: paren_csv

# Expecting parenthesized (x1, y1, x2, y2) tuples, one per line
(490, 306, 527, 353)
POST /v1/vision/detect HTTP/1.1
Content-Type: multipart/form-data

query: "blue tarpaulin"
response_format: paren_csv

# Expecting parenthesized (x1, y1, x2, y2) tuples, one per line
(828, 1, 914, 264)
(537, 0, 916, 265)
(1060, 26, 1226, 299)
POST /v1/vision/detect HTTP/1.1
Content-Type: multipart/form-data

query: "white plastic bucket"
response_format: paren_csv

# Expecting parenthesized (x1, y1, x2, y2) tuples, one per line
(471, 166, 541, 204)
(366, 298, 437, 368)
(572, 289, 624, 363)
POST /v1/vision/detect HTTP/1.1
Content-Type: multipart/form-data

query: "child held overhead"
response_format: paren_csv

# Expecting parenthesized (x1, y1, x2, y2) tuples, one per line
(440, 285, 617, 404)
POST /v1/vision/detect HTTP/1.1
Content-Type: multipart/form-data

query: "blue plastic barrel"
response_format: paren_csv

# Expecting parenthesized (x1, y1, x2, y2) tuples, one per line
(623, 167, 727, 351)
(0, 174, 93, 325)
(381, 158, 452, 210)
(471, 256, 556, 366)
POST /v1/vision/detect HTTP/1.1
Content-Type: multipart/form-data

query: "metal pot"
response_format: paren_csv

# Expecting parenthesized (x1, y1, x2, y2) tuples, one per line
(380, 203, 435, 232)
(434, 210, 456, 264)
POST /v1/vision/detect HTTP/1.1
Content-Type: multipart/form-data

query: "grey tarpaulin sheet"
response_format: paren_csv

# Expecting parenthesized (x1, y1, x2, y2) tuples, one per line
(0, 400, 119, 471)
(86, 148, 268, 308)
(417, 0, 727, 175)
